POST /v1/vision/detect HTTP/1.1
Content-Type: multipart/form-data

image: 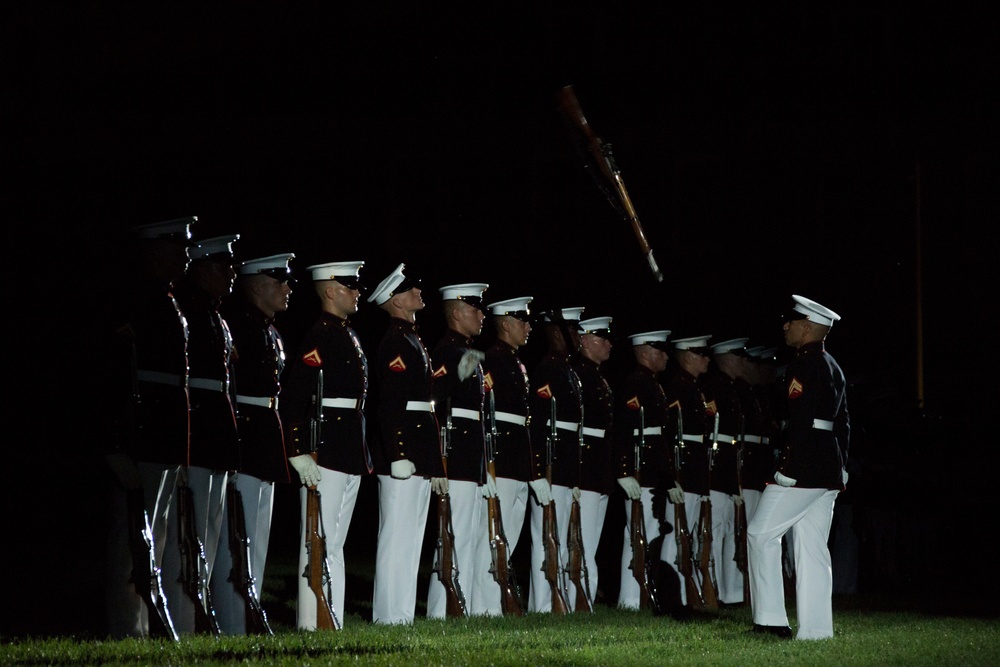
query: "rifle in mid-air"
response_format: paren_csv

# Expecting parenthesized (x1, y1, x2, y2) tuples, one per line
(434, 398, 468, 617)
(629, 407, 659, 613)
(126, 488, 179, 641)
(543, 396, 570, 615)
(177, 481, 222, 635)
(485, 391, 524, 616)
(673, 406, 704, 610)
(303, 370, 342, 630)
(225, 480, 273, 635)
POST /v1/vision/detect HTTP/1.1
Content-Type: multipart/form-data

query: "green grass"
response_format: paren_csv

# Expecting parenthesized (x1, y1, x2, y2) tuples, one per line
(4, 600, 999, 666)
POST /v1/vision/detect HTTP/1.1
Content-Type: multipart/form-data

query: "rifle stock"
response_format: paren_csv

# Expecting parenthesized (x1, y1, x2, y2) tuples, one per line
(543, 397, 570, 615)
(630, 407, 659, 613)
(734, 420, 750, 604)
(304, 485, 342, 630)
(126, 488, 179, 641)
(177, 482, 221, 636)
(567, 499, 594, 612)
(697, 499, 719, 610)
(225, 482, 273, 635)
(674, 503, 704, 610)
(435, 491, 468, 617)
(486, 391, 524, 616)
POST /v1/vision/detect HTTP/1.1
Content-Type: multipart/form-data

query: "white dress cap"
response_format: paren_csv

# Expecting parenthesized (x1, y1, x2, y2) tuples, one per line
(308, 261, 365, 282)
(791, 294, 841, 326)
(133, 216, 196, 241)
(240, 253, 296, 276)
(487, 296, 533, 317)
(673, 335, 712, 351)
(367, 263, 407, 305)
(188, 234, 239, 260)
(629, 330, 671, 349)
(711, 337, 750, 355)
(745, 345, 766, 358)
(439, 283, 489, 301)
(579, 316, 613, 336)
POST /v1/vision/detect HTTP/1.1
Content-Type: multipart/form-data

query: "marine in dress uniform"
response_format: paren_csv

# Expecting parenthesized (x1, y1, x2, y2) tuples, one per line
(473, 296, 535, 616)
(701, 337, 751, 605)
(612, 330, 672, 611)
(105, 216, 193, 638)
(740, 347, 781, 523)
(168, 233, 242, 634)
(211, 253, 294, 634)
(279, 260, 372, 629)
(427, 283, 490, 618)
(526, 306, 585, 612)
(572, 316, 615, 607)
(368, 264, 444, 625)
(659, 334, 713, 609)
(747, 295, 849, 640)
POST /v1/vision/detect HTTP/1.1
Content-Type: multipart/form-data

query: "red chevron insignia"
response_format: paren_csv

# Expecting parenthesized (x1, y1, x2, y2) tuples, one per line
(626, 396, 640, 410)
(388, 355, 406, 372)
(302, 348, 322, 367)
(788, 377, 803, 399)
(536, 384, 552, 399)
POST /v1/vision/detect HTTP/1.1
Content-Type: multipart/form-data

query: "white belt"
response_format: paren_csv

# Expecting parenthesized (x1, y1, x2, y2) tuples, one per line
(744, 434, 770, 445)
(406, 400, 434, 412)
(714, 433, 736, 444)
(136, 370, 185, 387)
(323, 397, 363, 409)
(682, 433, 703, 443)
(189, 377, 228, 393)
(632, 426, 662, 436)
(494, 411, 526, 426)
(451, 407, 480, 421)
(236, 395, 278, 409)
(547, 419, 579, 432)
(813, 418, 834, 431)
(582, 427, 605, 438)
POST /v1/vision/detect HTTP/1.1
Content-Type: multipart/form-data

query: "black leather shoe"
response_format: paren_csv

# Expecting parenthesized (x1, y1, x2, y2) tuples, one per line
(751, 624, 792, 638)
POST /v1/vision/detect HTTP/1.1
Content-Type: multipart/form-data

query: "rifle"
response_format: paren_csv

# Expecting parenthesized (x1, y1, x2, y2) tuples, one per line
(485, 391, 524, 616)
(673, 406, 704, 610)
(630, 407, 659, 613)
(176, 481, 222, 635)
(434, 398, 468, 617)
(303, 370, 342, 630)
(558, 85, 663, 283)
(697, 413, 720, 610)
(734, 416, 750, 605)
(566, 405, 593, 613)
(126, 488, 179, 641)
(543, 396, 570, 615)
(225, 481, 273, 635)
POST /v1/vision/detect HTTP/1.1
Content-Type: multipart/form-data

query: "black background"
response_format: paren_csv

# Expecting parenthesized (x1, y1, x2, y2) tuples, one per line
(7, 5, 998, 636)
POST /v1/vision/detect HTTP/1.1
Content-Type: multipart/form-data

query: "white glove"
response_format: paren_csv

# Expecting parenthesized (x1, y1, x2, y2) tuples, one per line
(289, 454, 321, 487)
(617, 476, 641, 500)
(529, 478, 553, 505)
(457, 349, 486, 381)
(842, 468, 849, 486)
(572, 486, 582, 502)
(668, 482, 685, 504)
(482, 473, 498, 498)
(390, 459, 416, 480)
(105, 452, 141, 490)
(732, 493, 744, 506)
(431, 477, 449, 495)
(775, 471, 797, 487)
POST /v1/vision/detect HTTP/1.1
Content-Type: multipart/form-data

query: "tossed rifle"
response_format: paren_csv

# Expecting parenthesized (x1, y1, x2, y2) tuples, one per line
(558, 85, 663, 283)
(434, 398, 468, 617)
(629, 407, 659, 613)
(225, 480, 273, 635)
(177, 481, 222, 635)
(697, 413, 721, 610)
(734, 416, 750, 605)
(126, 488, 179, 641)
(303, 370, 342, 630)
(543, 396, 571, 615)
(566, 408, 594, 613)
(673, 406, 704, 610)
(485, 390, 524, 616)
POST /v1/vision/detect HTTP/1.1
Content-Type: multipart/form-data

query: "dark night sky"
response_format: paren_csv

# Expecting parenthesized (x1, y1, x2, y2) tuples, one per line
(8, 4, 999, 634)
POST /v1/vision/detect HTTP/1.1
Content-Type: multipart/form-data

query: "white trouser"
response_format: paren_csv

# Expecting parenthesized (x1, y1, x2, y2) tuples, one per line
(747, 485, 838, 640)
(577, 490, 607, 606)
(296, 468, 361, 629)
(211, 473, 274, 634)
(471, 477, 529, 616)
(427, 480, 480, 618)
(618, 486, 662, 609)
(743, 488, 763, 523)
(372, 474, 431, 624)
(161, 466, 228, 635)
(527, 483, 573, 612)
(658, 491, 706, 606)
(710, 489, 742, 604)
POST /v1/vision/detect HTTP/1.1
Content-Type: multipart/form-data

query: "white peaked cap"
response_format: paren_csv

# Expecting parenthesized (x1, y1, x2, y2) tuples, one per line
(308, 261, 364, 282)
(133, 216, 195, 240)
(368, 263, 407, 305)
(240, 253, 295, 276)
(543, 307, 585, 322)
(629, 330, 671, 349)
(711, 337, 749, 355)
(673, 335, 712, 350)
(189, 234, 239, 260)
(791, 294, 842, 326)
(487, 296, 533, 316)
(439, 283, 489, 301)
(579, 316, 613, 335)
